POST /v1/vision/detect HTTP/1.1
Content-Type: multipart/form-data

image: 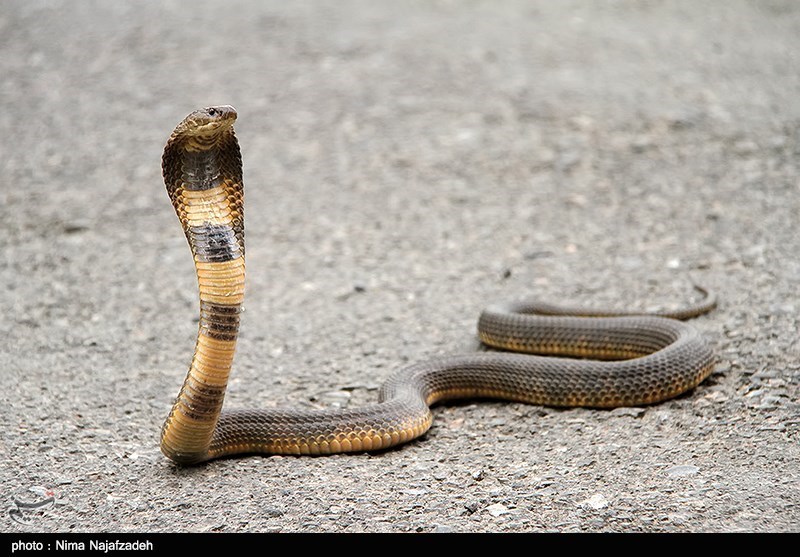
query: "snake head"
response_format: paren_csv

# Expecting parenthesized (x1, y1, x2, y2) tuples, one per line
(169, 105, 238, 147)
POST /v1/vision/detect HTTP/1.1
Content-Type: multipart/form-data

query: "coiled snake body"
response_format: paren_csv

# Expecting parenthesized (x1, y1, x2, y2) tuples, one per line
(160, 106, 716, 465)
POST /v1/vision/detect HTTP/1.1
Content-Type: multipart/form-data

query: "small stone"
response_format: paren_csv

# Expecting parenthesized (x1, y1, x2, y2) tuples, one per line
(630, 136, 655, 153)
(713, 362, 732, 374)
(26, 486, 56, 499)
(471, 469, 485, 481)
(666, 513, 689, 525)
(401, 488, 428, 496)
(63, 220, 90, 234)
(665, 110, 698, 129)
(432, 524, 453, 533)
(126, 499, 146, 511)
(264, 526, 282, 533)
(486, 503, 510, 517)
(753, 369, 779, 379)
(524, 250, 553, 260)
(567, 193, 588, 207)
(701, 390, 729, 403)
(263, 507, 284, 518)
(536, 484, 558, 497)
(579, 493, 609, 509)
(464, 501, 480, 514)
(313, 390, 351, 408)
(666, 465, 699, 477)
(756, 396, 783, 410)
(745, 388, 766, 399)
(335, 285, 366, 300)
(569, 114, 595, 131)
(769, 303, 795, 315)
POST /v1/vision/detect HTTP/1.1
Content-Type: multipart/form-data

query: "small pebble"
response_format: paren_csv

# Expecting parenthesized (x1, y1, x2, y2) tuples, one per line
(63, 221, 90, 234)
(579, 493, 609, 510)
(610, 407, 646, 418)
(401, 488, 428, 496)
(264, 527, 282, 533)
(263, 507, 284, 518)
(486, 503, 510, 517)
(313, 390, 351, 408)
(666, 465, 699, 477)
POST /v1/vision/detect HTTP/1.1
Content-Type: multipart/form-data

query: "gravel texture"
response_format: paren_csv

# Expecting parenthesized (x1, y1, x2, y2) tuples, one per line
(2, 0, 798, 533)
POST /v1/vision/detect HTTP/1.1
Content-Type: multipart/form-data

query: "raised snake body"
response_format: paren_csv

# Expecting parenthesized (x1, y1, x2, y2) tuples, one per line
(160, 105, 716, 465)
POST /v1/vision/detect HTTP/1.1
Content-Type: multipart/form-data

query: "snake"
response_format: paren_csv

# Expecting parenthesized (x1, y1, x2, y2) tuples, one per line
(159, 105, 716, 465)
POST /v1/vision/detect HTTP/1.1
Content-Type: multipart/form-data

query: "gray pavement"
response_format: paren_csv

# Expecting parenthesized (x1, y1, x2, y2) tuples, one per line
(2, 0, 798, 532)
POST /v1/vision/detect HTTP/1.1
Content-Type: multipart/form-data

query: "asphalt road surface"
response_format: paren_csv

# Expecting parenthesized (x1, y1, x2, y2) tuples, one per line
(2, 0, 798, 532)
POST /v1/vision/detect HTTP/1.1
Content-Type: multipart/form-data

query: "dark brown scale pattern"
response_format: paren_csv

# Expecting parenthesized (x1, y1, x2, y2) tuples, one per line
(189, 224, 241, 263)
(199, 301, 241, 341)
(160, 106, 717, 465)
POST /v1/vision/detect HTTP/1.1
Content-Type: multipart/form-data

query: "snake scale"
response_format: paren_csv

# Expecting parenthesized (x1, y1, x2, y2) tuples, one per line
(159, 105, 716, 465)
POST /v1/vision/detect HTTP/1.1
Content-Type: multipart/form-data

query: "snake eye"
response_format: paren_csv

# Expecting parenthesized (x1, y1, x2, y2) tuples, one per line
(208, 108, 218, 117)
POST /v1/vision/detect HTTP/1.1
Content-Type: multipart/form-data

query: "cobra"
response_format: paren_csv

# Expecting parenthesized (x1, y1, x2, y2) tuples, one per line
(159, 105, 716, 465)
